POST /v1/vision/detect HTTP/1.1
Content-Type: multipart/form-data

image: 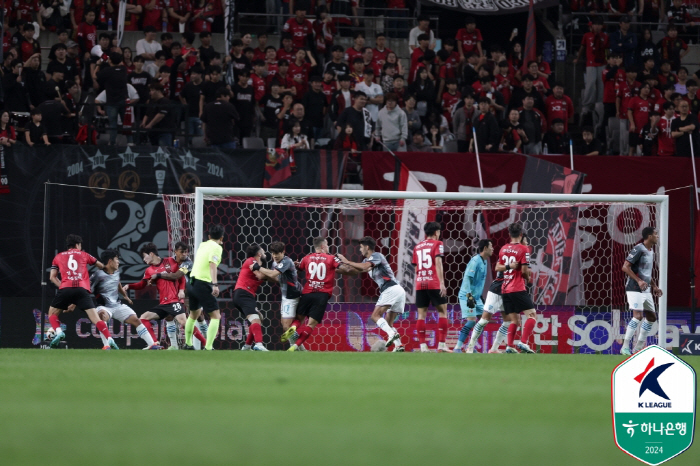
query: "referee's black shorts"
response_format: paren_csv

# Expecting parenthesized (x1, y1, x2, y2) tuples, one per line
(297, 292, 331, 323)
(189, 278, 219, 313)
(502, 291, 536, 315)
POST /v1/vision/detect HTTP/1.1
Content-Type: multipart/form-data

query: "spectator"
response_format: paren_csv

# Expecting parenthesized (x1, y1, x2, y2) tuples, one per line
(574, 16, 608, 124)
(578, 126, 602, 155)
(25, 108, 50, 146)
(232, 69, 255, 139)
(456, 15, 483, 61)
(201, 65, 227, 106)
(510, 74, 545, 112)
(276, 33, 297, 64)
(471, 97, 500, 153)
(477, 77, 505, 117)
(452, 93, 476, 152)
(321, 70, 336, 103)
(198, 31, 217, 68)
(251, 60, 267, 104)
(499, 109, 523, 153)
(609, 16, 637, 68)
(140, 0, 165, 30)
(301, 76, 328, 141)
(284, 6, 313, 49)
(336, 91, 372, 150)
(658, 25, 687, 71)
(37, 89, 72, 142)
(325, 45, 350, 78)
(275, 93, 295, 138)
(0, 111, 18, 147)
(344, 32, 365, 66)
(657, 61, 677, 89)
(190, 0, 214, 33)
(409, 33, 430, 84)
(285, 103, 314, 144)
(408, 132, 432, 151)
(23, 53, 46, 108)
(426, 124, 447, 151)
(462, 52, 485, 87)
(628, 82, 653, 155)
(667, 0, 695, 36)
(676, 67, 689, 95)
(380, 63, 397, 94)
(333, 124, 359, 152)
(375, 93, 408, 151)
(76, 9, 98, 57)
(200, 87, 239, 149)
(355, 68, 383, 123)
(685, 79, 700, 114)
(391, 75, 406, 107)
(3, 59, 31, 112)
(652, 102, 676, 156)
(97, 52, 129, 145)
(268, 60, 295, 96)
(495, 60, 514, 106)
(128, 55, 152, 105)
(542, 118, 570, 154)
(409, 14, 435, 52)
(404, 94, 423, 137)
(252, 33, 267, 62)
(142, 83, 176, 146)
(230, 38, 251, 83)
(180, 65, 204, 138)
(546, 82, 574, 133)
(518, 95, 546, 155)
(330, 74, 353, 126)
(636, 29, 658, 66)
(441, 77, 461, 126)
(373, 33, 393, 67)
(19, 23, 41, 64)
(349, 57, 365, 89)
(167, 0, 192, 31)
(408, 67, 436, 118)
(290, 48, 315, 97)
(281, 121, 311, 150)
(259, 83, 284, 143)
(45, 67, 66, 102)
(47, 43, 77, 82)
(671, 99, 699, 156)
(136, 26, 163, 74)
(385, 51, 404, 77)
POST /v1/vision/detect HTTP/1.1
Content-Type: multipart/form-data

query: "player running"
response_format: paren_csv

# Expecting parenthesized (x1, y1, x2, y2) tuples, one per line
(495, 223, 537, 354)
(288, 237, 356, 352)
(124, 243, 187, 348)
(453, 239, 493, 353)
(620, 227, 662, 356)
(235, 243, 270, 351)
(413, 222, 450, 353)
(47, 234, 118, 349)
(254, 241, 303, 348)
(337, 236, 404, 351)
(92, 249, 163, 349)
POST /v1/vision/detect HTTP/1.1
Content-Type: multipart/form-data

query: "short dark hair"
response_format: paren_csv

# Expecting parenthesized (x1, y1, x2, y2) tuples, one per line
(182, 31, 195, 44)
(65, 234, 83, 249)
(662, 101, 675, 111)
(477, 239, 492, 253)
(354, 90, 368, 99)
(170, 42, 182, 50)
(231, 38, 243, 47)
(209, 224, 225, 240)
(582, 126, 595, 134)
(208, 64, 222, 74)
(139, 242, 159, 257)
(99, 32, 111, 41)
(417, 33, 430, 43)
(174, 241, 189, 252)
(133, 55, 145, 63)
(688, 79, 698, 87)
(424, 222, 441, 236)
(245, 243, 262, 258)
(642, 227, 656, 240)
(353, 31, 365, 40)
(23, 23, 35, 31)
(158, 65, 170, 74)
(160, 32, 172, 40)
(269, 241, 285, 254)
(109, 52, 123, 65)
(199, 31, 212, 39)
(313, 237, 327, 249)
(508, 222, 523, 238)
(385, 92, 398, 103)
(359, 236, 376, 250)
(100, 249, 119, 265)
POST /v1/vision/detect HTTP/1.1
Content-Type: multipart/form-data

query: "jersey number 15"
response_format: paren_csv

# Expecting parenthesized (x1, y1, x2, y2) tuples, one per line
(416, 249, 432, 270)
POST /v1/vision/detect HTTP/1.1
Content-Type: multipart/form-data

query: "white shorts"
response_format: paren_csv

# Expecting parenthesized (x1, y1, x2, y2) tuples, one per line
(97, 304, 136, 323)
(376, 284, 406, 314)
(281, 297, 300, 319)
(483, 291, 503, 314)
(626, 291, 656, 313)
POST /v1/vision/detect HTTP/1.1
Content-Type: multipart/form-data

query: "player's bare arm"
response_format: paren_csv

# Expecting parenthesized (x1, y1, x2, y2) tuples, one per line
(435, 256, 447, 297)
(622, 260, 648, 291)
(150, 270, 185, 283)
(118, 283, 133, 305)
(336, 263, 360, 276)
(49, 269, 61, 288)
(495, 261, 520, 273)
(95, 261, 105, 270)
(336, 254, 373, 273)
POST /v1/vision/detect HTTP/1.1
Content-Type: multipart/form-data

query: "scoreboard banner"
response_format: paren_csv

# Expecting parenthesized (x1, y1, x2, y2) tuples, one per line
(418, 0, 558, 15)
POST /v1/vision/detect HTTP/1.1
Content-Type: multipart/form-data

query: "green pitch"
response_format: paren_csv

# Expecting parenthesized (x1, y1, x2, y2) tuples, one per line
(1, 349, 698, 466)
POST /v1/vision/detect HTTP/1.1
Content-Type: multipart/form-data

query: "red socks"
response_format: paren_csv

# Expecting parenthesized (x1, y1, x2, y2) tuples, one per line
(250, 322, 263, 344)
(521, 318, 535, 344)
(291, 319, 301, 328)
(438, 317, 448, 343)
(95, 320, 112, 339)
(193, 327, 207, 344)
(507, 323, 518, 347)
(140, 319, 157, 342)
(416, 319, 426, 344)
(49, 314, 61, 330)
(245, 330, 254, 346)
(295, 325, 314, 346)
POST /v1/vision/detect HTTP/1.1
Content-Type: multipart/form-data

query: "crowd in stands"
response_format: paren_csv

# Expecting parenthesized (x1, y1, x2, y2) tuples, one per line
(0, 0, 698, 156)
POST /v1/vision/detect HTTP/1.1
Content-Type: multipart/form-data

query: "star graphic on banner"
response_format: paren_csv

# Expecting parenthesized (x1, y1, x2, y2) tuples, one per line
(150, 147, 169, 167)
(118, 147, 138, 167)
(88, 149, 109, 169)
(179, 150, 199, 170)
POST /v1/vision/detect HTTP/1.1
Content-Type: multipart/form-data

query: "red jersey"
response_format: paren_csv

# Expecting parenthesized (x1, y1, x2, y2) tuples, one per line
(129, 257, 185, 305)
(289, 61, 311, 96)
(283, 18, 313, 49)
(252, 74, 266, 102)
(656, 116, 676, 156)
(495, 73, 514, 104)
(51, 249, 97, 290)
(441, 91, 461, 124)
(581, 32, 609, 67)
(299, 253, 341, 295)
(253, 48, 266, 63)
(628, 96, 651, 130)
(603, 66, 626, 104)
(617, 80, 640, 119)
(456, 27, 483, 56)
(373, 47, 393, 67)
(654, 97, 672, 114)
(412, 238, 444, 290)
(497, 242, 530, 294)
(276, 47, 297, 64)
(267, 72, 294, 92)
(544, 95, 574, 132)
(139, 0, 164, 29)
(409, 47, 426, 84)
(322, 81, 335, 104)
(444, 51, 460, 79)
(344, 47, 364, 66)
(235, 257, 264, 297)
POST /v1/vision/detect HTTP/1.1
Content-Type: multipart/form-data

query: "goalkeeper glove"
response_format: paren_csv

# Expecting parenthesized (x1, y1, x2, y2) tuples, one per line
(466, 294, 476, 309)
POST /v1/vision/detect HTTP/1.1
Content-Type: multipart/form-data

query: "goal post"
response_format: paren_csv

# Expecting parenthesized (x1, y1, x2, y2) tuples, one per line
(163, 187, 669, 352)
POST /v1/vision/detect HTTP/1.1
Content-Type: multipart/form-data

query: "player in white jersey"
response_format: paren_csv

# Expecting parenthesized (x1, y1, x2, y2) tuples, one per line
(90, 250, 162, 349)
(338, 236, 404, 351)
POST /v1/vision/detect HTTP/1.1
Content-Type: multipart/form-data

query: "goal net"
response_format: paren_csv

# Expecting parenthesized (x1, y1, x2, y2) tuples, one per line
(162, 188, 669, 353)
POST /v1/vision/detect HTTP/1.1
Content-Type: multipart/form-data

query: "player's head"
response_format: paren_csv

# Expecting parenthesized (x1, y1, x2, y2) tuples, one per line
(520, 233, 529, 247)
(139, 242, 160, 265)
(358, 236, 376, 257)
(313, 237, 329, 253)
(173, 241, 189, 262)
(642, 227, 658, 244)
(269, 241, 286, 262)
(100, 249, 119, 270)
(508, 222, 524, 240)
(208, 224, 225, 242)
(65, 234, 83, 250)
(424, 222, 441, 239)
(246, 243, 264, 259)
(477, 239, 493, 257)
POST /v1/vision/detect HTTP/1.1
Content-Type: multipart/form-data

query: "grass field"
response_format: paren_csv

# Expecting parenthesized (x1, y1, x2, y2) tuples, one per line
(0, 350, 697, 466)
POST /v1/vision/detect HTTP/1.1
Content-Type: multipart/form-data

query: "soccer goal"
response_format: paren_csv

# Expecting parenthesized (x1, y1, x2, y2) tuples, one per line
(162, 188, 668, 353)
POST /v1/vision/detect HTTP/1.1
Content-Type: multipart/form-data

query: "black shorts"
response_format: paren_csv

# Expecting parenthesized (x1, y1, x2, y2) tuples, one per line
(189, 278, 219, 313)
(629, 131, 641, 147)
(502, 291, 536, 315)
(297, 292, 331, 323)
(151, 302, 186, 319)
(51, 288, 95, 311)
(416, 289, 447, 309)
(233, 289, 259, 317)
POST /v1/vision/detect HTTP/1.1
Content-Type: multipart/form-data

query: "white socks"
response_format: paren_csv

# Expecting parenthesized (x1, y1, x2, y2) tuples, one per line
(635, 319, 653, 351)
(376, 318, 396, 338)
(491, 322, 509, 352)
(166, 322, 179, 349)
(99, 332, 109, 346)
(136, 324, 155, 347)
(198, 320, 209, 336)
(624, 318, 641, 348)
(392, 328, 403, 347)
(468, 318, 489, 348)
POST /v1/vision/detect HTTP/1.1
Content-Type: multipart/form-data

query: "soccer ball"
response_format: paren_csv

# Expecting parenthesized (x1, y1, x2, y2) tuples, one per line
(45, 327, 56, 341)
(370, 340, 387, 352)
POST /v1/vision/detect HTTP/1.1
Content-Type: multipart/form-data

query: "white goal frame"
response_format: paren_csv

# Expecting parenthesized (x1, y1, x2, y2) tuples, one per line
(193, 187, 670, 348)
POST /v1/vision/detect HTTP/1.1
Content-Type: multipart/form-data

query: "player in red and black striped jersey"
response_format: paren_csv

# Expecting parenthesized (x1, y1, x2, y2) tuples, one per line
(235, 244, 269, 351)
(412, 222, 450, 352)
(47, 234, 116, 349)
(495, 223, 537, 353)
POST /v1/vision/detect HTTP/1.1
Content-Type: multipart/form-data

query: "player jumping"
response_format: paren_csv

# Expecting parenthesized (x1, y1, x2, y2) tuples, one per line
(621, 227, 662, 355)
(92, 249, 163, 349)
(453, 239, 493, 353)
(337, 236, 404, 351)
(495, 223, 537, 354)
(235, 243, 269, 351)
(413, 222, 450, 353)
(47, 234, 118, 349)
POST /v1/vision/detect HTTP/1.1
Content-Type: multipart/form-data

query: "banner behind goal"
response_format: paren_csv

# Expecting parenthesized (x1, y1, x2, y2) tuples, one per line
(162, 188, 669, 353)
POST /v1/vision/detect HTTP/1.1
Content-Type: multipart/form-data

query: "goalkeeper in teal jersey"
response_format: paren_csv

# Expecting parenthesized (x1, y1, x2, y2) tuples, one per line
(454, 239, 494, 352)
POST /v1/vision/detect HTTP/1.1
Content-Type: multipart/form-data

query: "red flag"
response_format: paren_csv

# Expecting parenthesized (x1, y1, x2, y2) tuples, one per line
(524, 0, 537, 64)
(263, 148, 293, 188)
